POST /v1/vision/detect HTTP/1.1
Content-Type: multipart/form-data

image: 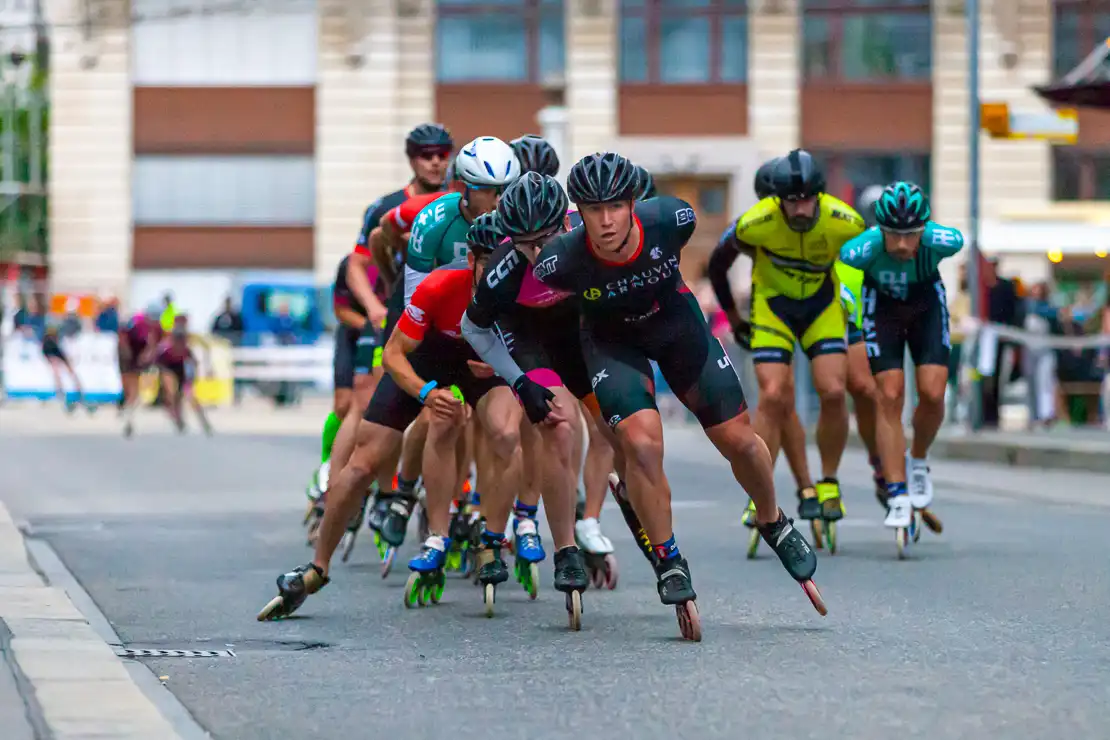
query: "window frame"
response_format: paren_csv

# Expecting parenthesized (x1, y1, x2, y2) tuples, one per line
(800, 0, 932, 83)
(1052, 0, 1110, 78)
(1052, 147, 1110, 201)
(811, 150, 932, 205)
(619, 0, 748, 85)
(435, 0, 563, 83)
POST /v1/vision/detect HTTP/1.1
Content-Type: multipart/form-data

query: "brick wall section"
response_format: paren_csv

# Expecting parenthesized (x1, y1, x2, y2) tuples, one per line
(565, 0, 618, 162)
(46, 0, 132, 298)
(748, 1, 801, 158)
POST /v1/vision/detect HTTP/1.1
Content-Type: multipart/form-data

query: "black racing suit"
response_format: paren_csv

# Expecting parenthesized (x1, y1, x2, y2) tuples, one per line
(533, 196, 747, 430)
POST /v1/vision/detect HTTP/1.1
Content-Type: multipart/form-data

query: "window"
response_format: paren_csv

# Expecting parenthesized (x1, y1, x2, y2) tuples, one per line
(1053, 1, 1110, 78)
(1053, 148, 1110, 200)
(802, 0, 931, 81)
(620, 0, 748, 84)
(813, 151, 930, 206)
(436, 0, 564, 82)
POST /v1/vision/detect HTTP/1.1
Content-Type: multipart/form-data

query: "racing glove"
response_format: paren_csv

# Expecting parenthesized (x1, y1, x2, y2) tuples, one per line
(513, 375, 555, 425)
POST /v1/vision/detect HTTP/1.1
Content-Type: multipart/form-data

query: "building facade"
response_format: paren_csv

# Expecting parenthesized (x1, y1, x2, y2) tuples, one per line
(46, 0, 1110, 303)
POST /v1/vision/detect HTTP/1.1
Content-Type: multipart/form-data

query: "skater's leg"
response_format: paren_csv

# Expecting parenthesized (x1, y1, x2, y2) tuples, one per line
(580, 402, 614, 520)
(474, 387, 523, 537)
(537, 386, 579, 550)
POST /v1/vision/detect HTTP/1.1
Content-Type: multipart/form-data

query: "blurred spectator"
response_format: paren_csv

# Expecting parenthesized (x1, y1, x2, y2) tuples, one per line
(95, 295, 120, 333)
(1025, 282, 1060, 427)
(159, 292, 178, 333)
(948, 265, 973, 395)
(16, 294, 46, 341)
(211, 297, 244, 343)
(58, 299, 82, 339)
(271, 303, 297, 344)
(981, 258, 1025, 428)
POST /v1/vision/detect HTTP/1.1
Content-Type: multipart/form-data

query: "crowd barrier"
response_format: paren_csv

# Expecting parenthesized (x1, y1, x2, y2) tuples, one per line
(1, 332, 236, 407)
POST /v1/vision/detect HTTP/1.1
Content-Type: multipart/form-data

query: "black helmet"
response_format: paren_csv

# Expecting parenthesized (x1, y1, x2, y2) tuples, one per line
(465, 212, 504, 256)
(874, 181, 931, 232)
(405, 123, 453, 158)
(754, 157, 781, 200)
(771, 149, 825, 200)
(566, 152, 641, 205)
(497, 172, 568, 238)
(635, 165, 656, 200)
(510, 135, 560, 178)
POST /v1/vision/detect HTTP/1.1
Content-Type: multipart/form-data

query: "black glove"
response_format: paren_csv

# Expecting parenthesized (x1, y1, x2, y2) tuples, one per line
(732, 318, 752, 351)
(513, 375, 555, 424)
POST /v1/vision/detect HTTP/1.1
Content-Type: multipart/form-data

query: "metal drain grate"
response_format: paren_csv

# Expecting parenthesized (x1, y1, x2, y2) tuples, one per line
(115, 648, 236, 659)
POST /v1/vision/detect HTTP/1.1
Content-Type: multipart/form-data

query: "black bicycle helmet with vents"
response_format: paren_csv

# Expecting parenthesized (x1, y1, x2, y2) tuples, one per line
(510, 135, 561, 178)
(566, 152, 641, 205)
(771, 149, 826, 200)
(405, 123, 453, 158)
(635, 165, 657, 200)
(497, 172, 569, 237)
(754, 157, 781, 200)
(465, 212, 505, 256)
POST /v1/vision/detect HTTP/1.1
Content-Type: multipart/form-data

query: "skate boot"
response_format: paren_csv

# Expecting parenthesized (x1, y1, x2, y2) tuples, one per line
(553, 546, 589, 631)
(476, 534, 510, 618)
(575, 517, 618, 590)
(256, 563, 328, 621)
(653, 555, 700, 642)
(512, 517, 545, 599)
(446, 502, 473, 573)
(338, 494, 369, 563)
(378, 493, 417, 578)
(884, 484, 914, 559)
(796, 485, 824, 549)
(404, 535, 450, 608)
(870, 456, 888, 509)
(608, 473, 657, 568)
(366, 489, 393, 560)
(907, 456, 942, 536)
(757, 508, 827, 616)
(742, 499, 761, 559)
(814, 477, 844, 555)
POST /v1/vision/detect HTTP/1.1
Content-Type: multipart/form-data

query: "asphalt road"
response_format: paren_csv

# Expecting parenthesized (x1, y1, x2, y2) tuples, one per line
(0, 419, 1107, 740)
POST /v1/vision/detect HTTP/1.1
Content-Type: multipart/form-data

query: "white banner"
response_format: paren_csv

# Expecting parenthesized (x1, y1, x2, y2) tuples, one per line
(2, 332, 122, 403)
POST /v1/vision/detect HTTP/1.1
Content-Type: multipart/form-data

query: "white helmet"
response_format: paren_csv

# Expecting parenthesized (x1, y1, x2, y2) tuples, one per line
(455, 136, 521, 187)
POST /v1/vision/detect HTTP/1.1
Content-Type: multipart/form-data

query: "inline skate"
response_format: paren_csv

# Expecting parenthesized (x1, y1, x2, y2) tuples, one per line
(338, 491, 370, 563)
(756, 508, 827, 615)
(256, 563, 328, 621)
(476, 535, 510, 617)
(608, 473, 657, 568)
(511, 517, 545, 599)
(908, 456, 943, 538)
(814, 478, 844, 555)
(446, 497, 475, 574)
(304, 462, 328, 545)
(404, 536, 450, 608)
(794, 485, 824, 549)
(654, 555, 700, 642)
(884, 489, 915, 559)
(553, 546, 588, 631)
(377, 492, 417, 578)
(575, 517, 618, 590)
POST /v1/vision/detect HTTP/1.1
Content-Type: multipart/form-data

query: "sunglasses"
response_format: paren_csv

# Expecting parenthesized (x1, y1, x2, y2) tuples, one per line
(513, 227, 561, 249)
(415, 148, 452, 162)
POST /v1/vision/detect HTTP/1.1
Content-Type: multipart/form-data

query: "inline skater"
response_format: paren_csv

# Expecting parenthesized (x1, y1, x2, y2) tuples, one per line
(724, 150, 865, 543)
(510, 134, 560, 177)
(839, 181, 962, 556)
(461, 175, 608, 617)
(360, 137, 520, 559)
(41, 325, 86, 413)
(118, 306, 163, 438)
(154, 318, 213, 436)
(310, 124, 454, 534)
(709, 157, 820, 529)
(533, 152, 827, 641)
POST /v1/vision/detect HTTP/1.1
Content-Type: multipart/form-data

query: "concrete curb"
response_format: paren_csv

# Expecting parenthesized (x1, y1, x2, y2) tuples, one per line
(0, 502, 194, 739)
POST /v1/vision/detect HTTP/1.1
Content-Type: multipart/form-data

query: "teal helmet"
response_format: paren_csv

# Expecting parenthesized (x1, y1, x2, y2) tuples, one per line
(874, 181, 930, 232)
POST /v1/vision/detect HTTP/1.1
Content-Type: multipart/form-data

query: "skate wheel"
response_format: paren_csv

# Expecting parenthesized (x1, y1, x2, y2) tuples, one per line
(801, 580, 827, 616)
(256, 595, 286, 622)
(566, 590, 582, 631)
(921, 508, 943, 534)
(676, 601, 702, 642)
(341, 531, 357, 563)
(404, 572, 421, 609)
(527, 563, 539, 600)
(429, 576, 444, 604)
(483, 583, 496, 618)
(603, 554, 619, 590)
(746, 528, 760, 560)
(912, 511, 923, 543)
(810, 519, 824, 550)
(895, 527, 908, 560)
(302, 502, 315, 526)
(825, 521, 838, 555)
(589, 567, 604, 590)
(381, 548, 396, 579)
(417, 584, 427, 607)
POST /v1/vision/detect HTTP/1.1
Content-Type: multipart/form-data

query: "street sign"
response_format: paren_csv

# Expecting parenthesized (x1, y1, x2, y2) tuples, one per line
(979, 102, 1078, 144)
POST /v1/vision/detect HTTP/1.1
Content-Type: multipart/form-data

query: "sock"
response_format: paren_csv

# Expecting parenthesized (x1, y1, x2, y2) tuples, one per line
(910, 456, 928, 469)
(652, 535, 680, 562)
(869, 456, 886, 485)
(514, 501, 538, 522)
(886, 481, 908, 498)
(321, 412, 341, 462)
(469, 490, 481, 507)
(481, 530, 505, 548)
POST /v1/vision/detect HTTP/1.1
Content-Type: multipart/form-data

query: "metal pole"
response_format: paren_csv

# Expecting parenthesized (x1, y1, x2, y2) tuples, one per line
(966, 0, 983, 431)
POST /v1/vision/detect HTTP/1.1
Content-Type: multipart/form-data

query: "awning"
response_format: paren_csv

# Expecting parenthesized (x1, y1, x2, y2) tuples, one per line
(980, 218, 1110, 254)
(1034, 38, 1110, 110)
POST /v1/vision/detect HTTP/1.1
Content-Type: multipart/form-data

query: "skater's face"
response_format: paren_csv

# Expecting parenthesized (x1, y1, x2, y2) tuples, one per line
(881, 228, 923, 261)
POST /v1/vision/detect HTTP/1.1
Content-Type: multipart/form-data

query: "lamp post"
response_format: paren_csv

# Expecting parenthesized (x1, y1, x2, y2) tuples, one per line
(966, 0, 983, 431)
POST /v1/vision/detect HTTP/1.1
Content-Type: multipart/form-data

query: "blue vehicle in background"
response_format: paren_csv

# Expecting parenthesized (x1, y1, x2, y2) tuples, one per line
(238, 282, 328, 346)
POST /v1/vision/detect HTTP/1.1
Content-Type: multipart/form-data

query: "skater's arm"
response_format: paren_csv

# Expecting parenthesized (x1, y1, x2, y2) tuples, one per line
(460, 311, 525, 386)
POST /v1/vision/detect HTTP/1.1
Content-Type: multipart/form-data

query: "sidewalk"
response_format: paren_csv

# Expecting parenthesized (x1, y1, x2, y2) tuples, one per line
(0, 502, 190, 738)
